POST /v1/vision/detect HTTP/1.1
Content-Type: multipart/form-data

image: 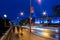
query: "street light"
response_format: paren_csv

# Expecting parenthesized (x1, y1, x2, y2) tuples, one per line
(20, 12, 24, 36)
(4, 14, 7, 27)
(30, 6, 34, 32)
(20, 12, 24, 16)
(4, 14, 7, 18)
(43, 11, 47, 16)
(42, 11, 47, 24)
(37, 0, 42, 4)
(42, 11, 48, 26)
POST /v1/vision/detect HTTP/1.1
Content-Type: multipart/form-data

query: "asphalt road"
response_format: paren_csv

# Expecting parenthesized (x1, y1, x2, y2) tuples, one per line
(12, 26, 60, 40)
(22, 25, 60, 40)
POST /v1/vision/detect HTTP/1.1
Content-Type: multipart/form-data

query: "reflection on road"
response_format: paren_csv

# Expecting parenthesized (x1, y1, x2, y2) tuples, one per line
(22, 26, 60, 40)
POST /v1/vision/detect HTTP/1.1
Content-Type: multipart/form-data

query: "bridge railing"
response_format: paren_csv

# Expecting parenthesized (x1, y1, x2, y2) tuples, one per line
(0, 27, 13, 40)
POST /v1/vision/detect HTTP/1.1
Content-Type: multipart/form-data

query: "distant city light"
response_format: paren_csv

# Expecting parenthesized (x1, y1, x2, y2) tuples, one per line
(40, 21, 43, 23)
(35, 19, 40, 24)
(44, 20, 48, 23)
(17, 17, 19, 19)
(4, 14, 7, 18)
(51, 19, 60, 23)
(35, 21, 40, 24)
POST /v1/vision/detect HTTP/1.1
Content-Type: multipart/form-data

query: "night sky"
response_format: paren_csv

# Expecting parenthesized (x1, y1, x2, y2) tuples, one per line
(0, 0, 30, 22)
(0, 0, 60, 22)
(32, 0, 60, 17)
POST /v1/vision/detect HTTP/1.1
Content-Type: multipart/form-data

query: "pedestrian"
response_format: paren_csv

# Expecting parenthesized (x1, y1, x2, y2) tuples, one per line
(17, 26, 19, 32)
(12, 26, 15, 32)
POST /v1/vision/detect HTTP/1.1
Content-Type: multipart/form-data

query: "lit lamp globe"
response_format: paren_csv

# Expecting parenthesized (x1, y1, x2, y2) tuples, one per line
(20, 12, 24, 16)
(4, 14, 7, 27)
(4, 14, 7, 18)
(43, 11, 47, 16)
(37, 0, 42, 4)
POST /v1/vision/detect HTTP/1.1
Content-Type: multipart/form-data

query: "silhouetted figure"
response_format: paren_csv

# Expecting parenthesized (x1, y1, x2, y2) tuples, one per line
(20, 27, 23, 36)
(17, 26, 19, 32)
(12, 26, 15, 32)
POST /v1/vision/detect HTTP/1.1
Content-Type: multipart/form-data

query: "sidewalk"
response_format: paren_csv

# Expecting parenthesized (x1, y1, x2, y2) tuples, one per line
(13, 27, 55, 40)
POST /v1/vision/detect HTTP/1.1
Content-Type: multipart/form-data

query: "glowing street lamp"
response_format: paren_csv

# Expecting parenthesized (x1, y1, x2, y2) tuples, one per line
(4, 14, 7, 27)
(29, 6, 34, 32)
(43, 11, 47, 16)
(20, 12, 24, 16)
(37, 0, 42, 4)
(4, 14, 7, 18)
(20, 12, 24, 35)
(42, 11, 49, 26)
(42, 11, 47, 21)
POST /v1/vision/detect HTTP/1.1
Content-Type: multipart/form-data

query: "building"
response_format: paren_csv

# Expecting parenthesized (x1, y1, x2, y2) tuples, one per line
(53, 5, 60, 17)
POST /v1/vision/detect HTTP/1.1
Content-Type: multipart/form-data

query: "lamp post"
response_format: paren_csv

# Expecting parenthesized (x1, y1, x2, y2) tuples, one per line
(30, 6, 34, 32)
(20, 12, 24, 36)
(42, 11, 46, 24)
(37, 0, 42, 4)
(20, 12, 24, 28)
(42, 11, 48, 26)
(4, 14, 7, 27)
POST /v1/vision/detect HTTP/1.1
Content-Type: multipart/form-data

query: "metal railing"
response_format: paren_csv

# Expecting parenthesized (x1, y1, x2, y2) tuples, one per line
(0, 27, 13, 40)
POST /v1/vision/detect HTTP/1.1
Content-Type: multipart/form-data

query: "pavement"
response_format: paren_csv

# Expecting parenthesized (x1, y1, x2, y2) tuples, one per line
(12, 27, 56, 40)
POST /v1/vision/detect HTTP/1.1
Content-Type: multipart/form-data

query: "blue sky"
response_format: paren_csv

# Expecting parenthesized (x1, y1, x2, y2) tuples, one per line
(32, 0, 60, 17)
(0, 0, 60, 22)
(0, 0, 30, 21)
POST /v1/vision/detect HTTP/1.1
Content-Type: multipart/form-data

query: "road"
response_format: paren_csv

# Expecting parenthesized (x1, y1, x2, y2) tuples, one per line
(12, 26, 60, 40)
(22, 26, 60, 40)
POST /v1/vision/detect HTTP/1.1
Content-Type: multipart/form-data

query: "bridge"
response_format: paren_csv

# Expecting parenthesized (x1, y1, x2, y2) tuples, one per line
(0, 26, 60, 40)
